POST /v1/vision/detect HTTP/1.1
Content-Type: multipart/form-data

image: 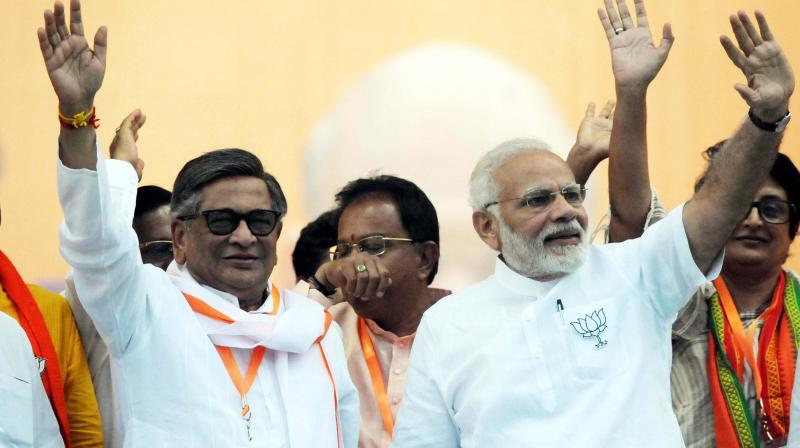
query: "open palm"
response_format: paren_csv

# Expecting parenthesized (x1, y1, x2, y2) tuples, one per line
(721, 11, 794, 118)
(37, 0, 106, 113)
(598, 0, 673, 89)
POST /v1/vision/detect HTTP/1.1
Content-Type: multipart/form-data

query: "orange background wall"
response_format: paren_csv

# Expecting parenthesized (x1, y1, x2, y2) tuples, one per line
(1, 0, 798, 287)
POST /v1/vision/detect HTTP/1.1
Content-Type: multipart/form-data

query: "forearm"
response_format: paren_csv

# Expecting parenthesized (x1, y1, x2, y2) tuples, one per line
(608, 86, 652, 242)
(58, 100, 98, 171)
(684, 117, 784, 272)
(58, 149, 146, 350)
(566, 145, 603, 186)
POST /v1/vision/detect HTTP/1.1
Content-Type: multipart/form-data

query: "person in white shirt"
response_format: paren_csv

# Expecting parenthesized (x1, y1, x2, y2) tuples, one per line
(37, 1, 358, 446)
(391, 1, 795, 446)
(0, 311, 64, 448)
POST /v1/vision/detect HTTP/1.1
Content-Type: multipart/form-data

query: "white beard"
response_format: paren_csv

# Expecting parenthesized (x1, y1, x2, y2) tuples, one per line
(498, 218, 588, 279)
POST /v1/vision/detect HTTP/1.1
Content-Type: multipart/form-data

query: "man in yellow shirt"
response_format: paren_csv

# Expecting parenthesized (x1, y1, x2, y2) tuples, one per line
(0, 249, 103, 447)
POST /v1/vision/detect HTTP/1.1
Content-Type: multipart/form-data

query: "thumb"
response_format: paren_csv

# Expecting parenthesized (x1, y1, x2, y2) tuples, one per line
(734, 83, 759, 105)
(659, 23, 675, 53)
(93, 26, 108, 65)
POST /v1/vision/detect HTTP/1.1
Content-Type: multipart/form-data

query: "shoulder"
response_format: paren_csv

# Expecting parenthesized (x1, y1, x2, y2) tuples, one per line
(26, 284, 77, 323)
(423, 278, 494, 324)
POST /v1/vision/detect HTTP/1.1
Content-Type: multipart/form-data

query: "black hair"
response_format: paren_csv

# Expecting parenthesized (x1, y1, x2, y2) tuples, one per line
(170, 148, 287, 219)
(134, 185, 172, 220)
(292, 209, 340, 280)
(335, 175, 440, 284)
(696, 140, 799, 239)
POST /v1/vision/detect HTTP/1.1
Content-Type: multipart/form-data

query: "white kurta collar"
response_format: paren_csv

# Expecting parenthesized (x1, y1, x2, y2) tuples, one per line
(493, 256, 560, 298)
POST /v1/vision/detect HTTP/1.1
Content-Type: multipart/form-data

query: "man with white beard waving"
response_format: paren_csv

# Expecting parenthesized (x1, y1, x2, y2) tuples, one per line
(391, 0, 795, 446)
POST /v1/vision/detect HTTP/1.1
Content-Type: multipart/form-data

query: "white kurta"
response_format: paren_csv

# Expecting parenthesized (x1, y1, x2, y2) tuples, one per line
(56, 145, 359, 447)
(392, 205, 722, 447)
(0, 311, 64, 448)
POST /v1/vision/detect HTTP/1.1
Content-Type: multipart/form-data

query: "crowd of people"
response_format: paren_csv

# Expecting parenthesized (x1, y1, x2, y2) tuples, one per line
(3, 0, 800, 446)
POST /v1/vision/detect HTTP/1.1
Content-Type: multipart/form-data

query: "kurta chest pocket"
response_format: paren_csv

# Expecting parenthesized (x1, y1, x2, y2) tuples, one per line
(558, 299, 629, 381)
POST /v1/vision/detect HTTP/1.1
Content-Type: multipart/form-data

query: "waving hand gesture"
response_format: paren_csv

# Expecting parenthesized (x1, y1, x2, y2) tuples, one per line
(598, 0, 673, 90)
(721, 11, 794, 121)
(37, 0, 106, 115)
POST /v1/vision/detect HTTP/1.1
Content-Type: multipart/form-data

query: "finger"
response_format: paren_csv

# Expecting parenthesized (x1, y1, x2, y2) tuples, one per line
(343, 264, 358, 297)
(44, 10, 62, 48)
(603, 0, 623, 30)
(734, 83, 759, 105)
(754, 11, 774, 42)
(375, 263, 391, 298)
(69, 0, 84, 36)
(597, 9, 617, 40)
(720, 35, 747, 71)
(37, 28, 55, 61)
(362, 258, 382, 299)
(352, 262, 370, 299)
(93, 26, 108, 66)
(585, 102, 596, 118)
(730, 13, 755, 56)
(633, 0, 648, 28)
(738, 11, 763, 47)
(134, 159, 145, 181)
(599, 100, 615, 118)
(54, 2, 69, 42)
(614, 0, 635, 29)
(659, 23, 674, 53)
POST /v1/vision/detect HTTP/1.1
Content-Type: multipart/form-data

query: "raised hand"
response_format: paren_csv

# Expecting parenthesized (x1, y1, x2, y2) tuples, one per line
(109, 110, 147, 180)
(567, 101, 615, 185)
(721, 11, 794, 121)
(37, 0, 106, 115)
(598, 0, 673, 90)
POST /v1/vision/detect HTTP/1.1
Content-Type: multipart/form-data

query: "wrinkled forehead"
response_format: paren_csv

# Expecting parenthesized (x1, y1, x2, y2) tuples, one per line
(494, 151, 576, 198)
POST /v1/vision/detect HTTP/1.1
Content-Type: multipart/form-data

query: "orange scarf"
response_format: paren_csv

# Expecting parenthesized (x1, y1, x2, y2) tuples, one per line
(0, 250, 70, 447)
(707, 272, 800, 447)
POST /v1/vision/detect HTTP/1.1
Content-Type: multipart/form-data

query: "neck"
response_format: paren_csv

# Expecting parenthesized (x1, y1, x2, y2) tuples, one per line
(371, 287, 432, 337)
(720, 264, 783, 313)
(238, 291, 267, 312)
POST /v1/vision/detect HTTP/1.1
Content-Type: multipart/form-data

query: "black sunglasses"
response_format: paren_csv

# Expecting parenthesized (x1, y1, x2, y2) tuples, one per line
(179, 208, 282, 236)
(139, 240, 174, 263)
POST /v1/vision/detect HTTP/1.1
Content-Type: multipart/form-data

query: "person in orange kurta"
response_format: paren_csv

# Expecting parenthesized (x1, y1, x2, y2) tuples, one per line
(0, 250, 103, 447)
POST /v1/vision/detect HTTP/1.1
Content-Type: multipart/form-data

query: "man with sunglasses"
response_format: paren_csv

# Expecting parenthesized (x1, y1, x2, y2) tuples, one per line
(40, 1, 358, 446)
(392, 2, 794, 447)
(307, 176, 446, 448)
(133, 185, 173, 270)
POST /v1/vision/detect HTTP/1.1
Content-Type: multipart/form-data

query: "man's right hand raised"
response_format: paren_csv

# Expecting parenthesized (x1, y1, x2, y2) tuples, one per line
(37, 0, 106, 116)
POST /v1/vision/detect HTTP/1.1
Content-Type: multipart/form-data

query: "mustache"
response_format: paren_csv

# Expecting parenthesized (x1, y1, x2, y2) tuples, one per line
(539, 220, 585, 240)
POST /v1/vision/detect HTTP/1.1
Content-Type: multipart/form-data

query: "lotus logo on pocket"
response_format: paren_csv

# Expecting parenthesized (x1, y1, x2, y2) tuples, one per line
(570, 309, 608, 349)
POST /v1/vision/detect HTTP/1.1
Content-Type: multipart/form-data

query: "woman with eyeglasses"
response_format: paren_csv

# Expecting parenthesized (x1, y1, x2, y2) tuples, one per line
(671, 146, 800, 448)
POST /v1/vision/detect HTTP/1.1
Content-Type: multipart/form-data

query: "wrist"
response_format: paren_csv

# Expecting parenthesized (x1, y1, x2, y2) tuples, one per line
(615, 83, 649, 99)
(751, 104, 790, 123)
(307, 274, 337, 297)
(58, 100, 95, 117)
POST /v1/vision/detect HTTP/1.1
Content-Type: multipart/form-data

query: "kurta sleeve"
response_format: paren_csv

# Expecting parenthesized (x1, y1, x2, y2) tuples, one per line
(391, 316, 458, 448)
(57, 142, 148, 355)
(605, 203, 723, 321)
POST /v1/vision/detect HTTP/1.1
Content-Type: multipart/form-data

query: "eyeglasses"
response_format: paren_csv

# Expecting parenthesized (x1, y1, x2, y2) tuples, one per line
(178, 209, 282, 236)
(139, 240, 174, 264)
(747, 197, 796, 225)
(329, 235, 415, 260)
(484, 184, 587, 210)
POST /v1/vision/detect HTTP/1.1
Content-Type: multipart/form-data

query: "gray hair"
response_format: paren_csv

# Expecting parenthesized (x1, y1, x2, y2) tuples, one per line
(468, 137, 552, 211)
(170, 148, 288, 220)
